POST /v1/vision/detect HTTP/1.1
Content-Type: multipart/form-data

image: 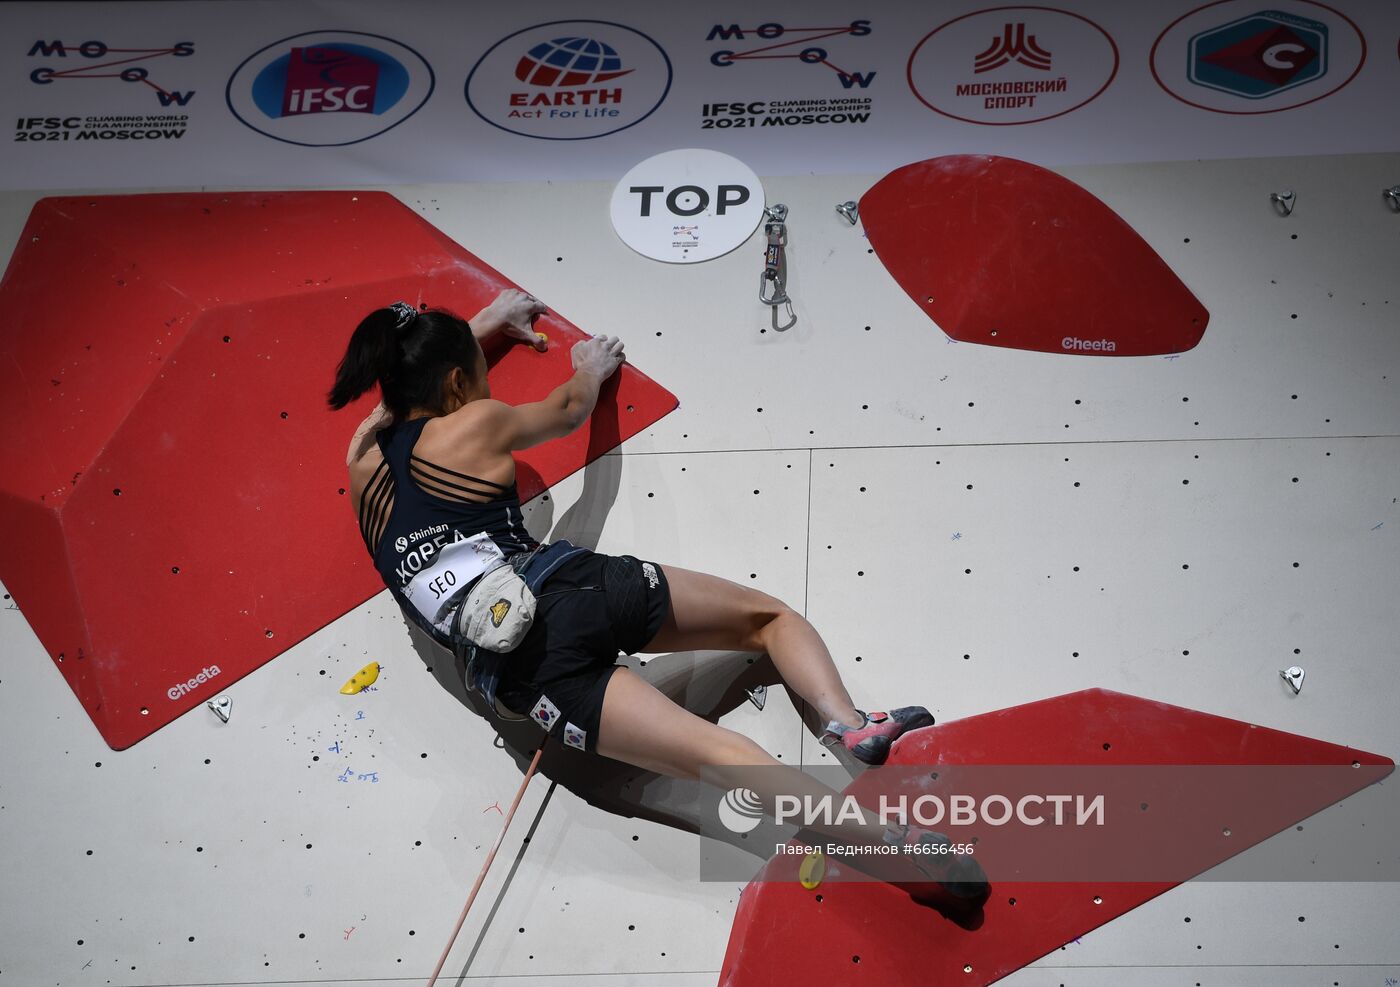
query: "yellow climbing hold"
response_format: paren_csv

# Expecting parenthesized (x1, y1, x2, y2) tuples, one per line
(799, 849, 826, 890)
(340, 661, 380, 695)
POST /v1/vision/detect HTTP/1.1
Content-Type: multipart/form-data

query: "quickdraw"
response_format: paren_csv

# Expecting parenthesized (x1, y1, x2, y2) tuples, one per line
(759, 203, 796, 331)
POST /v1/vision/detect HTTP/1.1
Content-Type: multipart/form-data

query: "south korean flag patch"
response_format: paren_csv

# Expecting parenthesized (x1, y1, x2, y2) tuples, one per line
(530, 695, 561, 732)
(563, 722, 587, 751)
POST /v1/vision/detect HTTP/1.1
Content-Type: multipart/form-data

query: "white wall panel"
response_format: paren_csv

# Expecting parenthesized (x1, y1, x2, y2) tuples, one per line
(804, 437, 1399, 746)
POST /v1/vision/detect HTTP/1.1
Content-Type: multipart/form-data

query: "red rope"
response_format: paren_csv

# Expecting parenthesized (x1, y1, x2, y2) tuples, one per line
(426, 744, 545, 986)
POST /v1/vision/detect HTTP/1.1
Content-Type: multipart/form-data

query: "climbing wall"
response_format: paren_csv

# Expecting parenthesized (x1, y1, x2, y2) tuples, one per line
(0, 149, 1397, 986)
(720, 689, 1394, 985)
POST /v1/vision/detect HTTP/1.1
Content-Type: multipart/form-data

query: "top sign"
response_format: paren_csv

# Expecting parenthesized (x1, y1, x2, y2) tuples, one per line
(609, 148, 765, 263)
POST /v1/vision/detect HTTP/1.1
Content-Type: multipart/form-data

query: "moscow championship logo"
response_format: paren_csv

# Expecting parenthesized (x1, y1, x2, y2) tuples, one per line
(907, 7, 1118, 125)
(1150, 1, 1365, 114)
(16, 38, 196, 145)
(466, 20, 671, 140)
(699, 19, 876, 131)
(226, 30, 434, 145)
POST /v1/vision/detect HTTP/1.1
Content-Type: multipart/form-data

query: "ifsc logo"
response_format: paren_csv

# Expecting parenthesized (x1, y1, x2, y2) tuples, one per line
(226, 30, 434, 145)
(466, 20, 672, 140)
(1150, 1, 1365, 114)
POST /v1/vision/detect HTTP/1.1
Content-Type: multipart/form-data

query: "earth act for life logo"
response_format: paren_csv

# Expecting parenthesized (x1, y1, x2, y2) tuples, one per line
(466, 20, 671, 140)
(514, 37, 633, 86)
(226, 30, 434, 146)
(1151, 1, 1365, 114)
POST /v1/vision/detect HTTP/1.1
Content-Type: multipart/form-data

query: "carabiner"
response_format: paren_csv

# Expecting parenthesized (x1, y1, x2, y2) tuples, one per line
(758, 203, 796, 330)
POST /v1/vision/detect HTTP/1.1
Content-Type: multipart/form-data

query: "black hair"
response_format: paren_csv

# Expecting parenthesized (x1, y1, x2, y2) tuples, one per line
(327, 306, 479, 420)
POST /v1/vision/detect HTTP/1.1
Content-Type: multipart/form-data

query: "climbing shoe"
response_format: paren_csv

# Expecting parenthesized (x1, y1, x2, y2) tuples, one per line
(820, 707, 935, 765)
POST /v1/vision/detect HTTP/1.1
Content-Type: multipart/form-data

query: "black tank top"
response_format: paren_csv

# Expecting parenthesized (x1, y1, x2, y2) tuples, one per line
(361, 416, 538, 647)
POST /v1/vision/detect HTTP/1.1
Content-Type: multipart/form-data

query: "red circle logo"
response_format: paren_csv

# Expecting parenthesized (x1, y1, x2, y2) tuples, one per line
(907, 6, 1119, 126)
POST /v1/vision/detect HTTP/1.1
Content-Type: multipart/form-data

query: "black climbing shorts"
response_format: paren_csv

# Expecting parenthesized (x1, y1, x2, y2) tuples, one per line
(494, 549, 670, 753)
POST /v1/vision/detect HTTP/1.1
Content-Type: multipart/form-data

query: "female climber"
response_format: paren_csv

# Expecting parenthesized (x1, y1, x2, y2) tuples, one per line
(328, 289, 986, 905)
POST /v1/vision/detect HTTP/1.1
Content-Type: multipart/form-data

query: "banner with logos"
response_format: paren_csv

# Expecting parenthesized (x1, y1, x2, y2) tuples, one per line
(0, 0, 1395, 191)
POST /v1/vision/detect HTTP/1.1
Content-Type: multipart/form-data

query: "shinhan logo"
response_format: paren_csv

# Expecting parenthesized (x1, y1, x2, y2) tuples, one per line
(167, 664, 222, 701)
(515, 37, 633, 86)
